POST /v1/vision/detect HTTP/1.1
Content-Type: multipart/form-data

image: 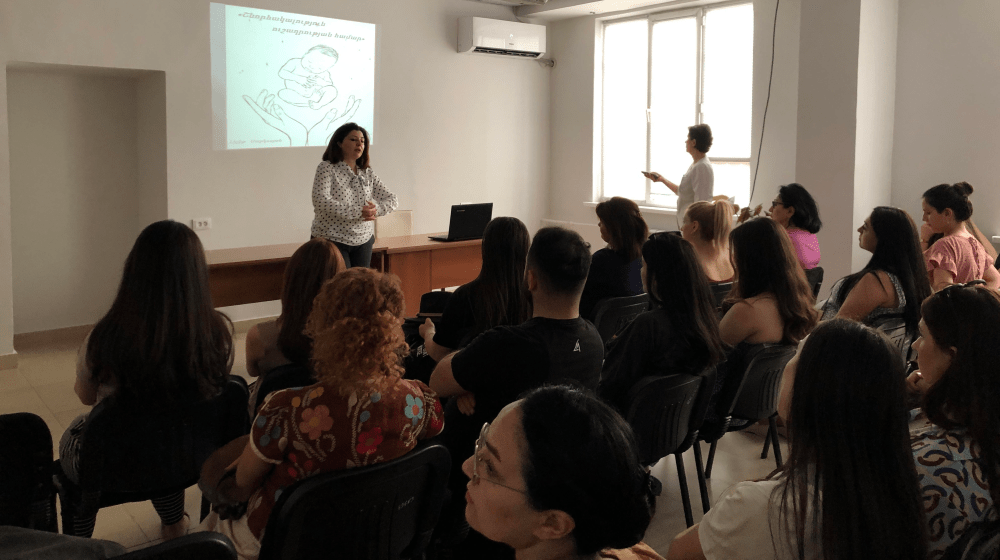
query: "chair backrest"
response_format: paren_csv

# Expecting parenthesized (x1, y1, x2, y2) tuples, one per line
(0, 412, 56, 531)
(253, 363, 315, 414)
(941, 516, 1000, 560)
(258, 442, 451, 560)
(77, 377, 250, 494)
(730, 344, 797, 422)
(804, 267, 824, 298)
(871, 316, 913, 366)
(375, 210, 413, 239)
(709, 282, 734, 309)
(418, 290, 453, 316)
(624, 372, 706, 466)
(113, 532, 238, 560)
(591, 294, 649, 343)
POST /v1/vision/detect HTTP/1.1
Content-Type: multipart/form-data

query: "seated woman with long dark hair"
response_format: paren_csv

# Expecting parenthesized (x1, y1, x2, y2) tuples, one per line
(246, 238, 345, 411)
(599, 233, 726, 413)
(418, 217, 531, 363)
(200, 268, 444, 559)
(908, 284, 1000, 558)
(668, 319, 927, 560)
(820, 206, 931, 336)
(579, 197, 649, 321)
(461, 385, 661, 560)
(61, 220, 234, 539)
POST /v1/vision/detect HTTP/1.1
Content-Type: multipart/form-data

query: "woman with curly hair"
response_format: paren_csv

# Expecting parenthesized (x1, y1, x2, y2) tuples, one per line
(200, 268, 444, 559)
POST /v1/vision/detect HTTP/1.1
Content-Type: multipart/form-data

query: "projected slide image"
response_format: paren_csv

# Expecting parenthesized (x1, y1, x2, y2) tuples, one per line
(211, 3, 376, 150)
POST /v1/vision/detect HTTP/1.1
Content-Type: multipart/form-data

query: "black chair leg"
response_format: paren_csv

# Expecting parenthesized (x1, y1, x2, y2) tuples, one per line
(704, 440, 719, 479)
(674, 454, 694, 528)
(761, 428, 772, 459)
(769, 416, 783, 468)
(692, 442, 711, 514)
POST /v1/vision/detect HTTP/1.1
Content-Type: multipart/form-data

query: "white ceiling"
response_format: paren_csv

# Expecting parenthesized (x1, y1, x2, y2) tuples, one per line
(515, 0, 697, 22)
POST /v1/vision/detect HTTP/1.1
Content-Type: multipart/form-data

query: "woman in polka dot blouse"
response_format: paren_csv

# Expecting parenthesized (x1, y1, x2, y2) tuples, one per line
(312, 122, 398, 268)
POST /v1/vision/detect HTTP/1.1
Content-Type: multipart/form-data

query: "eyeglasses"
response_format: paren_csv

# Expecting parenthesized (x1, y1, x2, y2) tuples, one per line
(471, 423, 527, 494)
(770, 199, 785, 208)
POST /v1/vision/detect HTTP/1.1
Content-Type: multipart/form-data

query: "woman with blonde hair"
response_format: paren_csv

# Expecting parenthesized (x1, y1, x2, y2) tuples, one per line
(200, 268, 444, 559)
(681, 200, 735, 283)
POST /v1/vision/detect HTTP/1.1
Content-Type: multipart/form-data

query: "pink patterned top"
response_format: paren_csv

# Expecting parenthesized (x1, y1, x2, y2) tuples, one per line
(787, 229, 821, 270)
(924, 234, 992, 285)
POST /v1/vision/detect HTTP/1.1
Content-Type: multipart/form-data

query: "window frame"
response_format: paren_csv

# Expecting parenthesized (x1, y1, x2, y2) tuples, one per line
(597, 0, 753, 208)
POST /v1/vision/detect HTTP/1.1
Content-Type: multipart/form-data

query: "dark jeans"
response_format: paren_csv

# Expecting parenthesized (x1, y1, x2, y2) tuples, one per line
(332, 235, 375, 268)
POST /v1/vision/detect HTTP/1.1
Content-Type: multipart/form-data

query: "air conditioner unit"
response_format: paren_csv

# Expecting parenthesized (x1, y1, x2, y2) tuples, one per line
(458, 17, 547, 59)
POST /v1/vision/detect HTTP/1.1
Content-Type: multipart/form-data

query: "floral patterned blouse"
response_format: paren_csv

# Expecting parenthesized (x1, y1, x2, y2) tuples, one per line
(911, 421, 993, 559)
(245, 378, 444, 540)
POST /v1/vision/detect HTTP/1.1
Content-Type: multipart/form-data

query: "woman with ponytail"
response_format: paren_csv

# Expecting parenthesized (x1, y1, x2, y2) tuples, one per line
(681, 200, 735, 283)
(200, 268, 444, 559)
(922, 182, 999, 290)
(580, 197, 650, 321)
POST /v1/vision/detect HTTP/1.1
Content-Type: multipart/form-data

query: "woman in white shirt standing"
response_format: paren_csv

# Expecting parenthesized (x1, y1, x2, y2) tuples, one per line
(645, 124, 715, 230)
(312, 122, 398, 268)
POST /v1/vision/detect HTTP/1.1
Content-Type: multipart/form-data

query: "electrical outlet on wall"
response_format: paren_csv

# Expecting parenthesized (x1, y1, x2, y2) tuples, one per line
(192, 217, 212, 231)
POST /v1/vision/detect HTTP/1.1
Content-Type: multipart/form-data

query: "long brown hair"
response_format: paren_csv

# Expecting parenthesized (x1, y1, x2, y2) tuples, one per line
(728, 218, 817, 344)
(86, 221, 233, 407)
(596, 197, 648, 261)
(305, 268, 407, 395)
(685, 199, 733, 246)
(920, 285, 1000, 507)
(468, 217, 531, 334)
(277, 239, 346, 367)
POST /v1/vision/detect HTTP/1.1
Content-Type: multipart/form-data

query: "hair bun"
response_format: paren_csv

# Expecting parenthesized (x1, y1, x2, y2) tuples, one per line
(954, 182, 974, 196)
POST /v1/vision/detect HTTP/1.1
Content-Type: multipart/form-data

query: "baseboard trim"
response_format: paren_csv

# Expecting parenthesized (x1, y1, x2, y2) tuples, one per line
(0, 351, 18, 370)
(14, 324, 93, 348)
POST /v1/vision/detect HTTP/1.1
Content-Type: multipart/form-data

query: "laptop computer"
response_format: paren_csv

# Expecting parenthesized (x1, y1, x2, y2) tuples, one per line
(429, 203, 493, 242)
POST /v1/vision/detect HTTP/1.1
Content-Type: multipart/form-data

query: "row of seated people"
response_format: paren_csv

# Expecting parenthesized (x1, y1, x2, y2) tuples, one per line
(50, 185, 1000, 560)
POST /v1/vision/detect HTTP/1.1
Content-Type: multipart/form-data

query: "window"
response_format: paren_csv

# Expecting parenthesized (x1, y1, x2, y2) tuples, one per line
(599, 2, 754, 209)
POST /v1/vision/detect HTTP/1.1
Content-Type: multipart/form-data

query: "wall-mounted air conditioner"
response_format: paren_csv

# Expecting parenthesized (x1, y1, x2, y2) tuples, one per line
(458, 17, 546, 59)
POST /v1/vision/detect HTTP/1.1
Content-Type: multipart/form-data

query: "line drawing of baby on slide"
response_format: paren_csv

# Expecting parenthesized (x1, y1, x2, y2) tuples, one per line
(277, 45, 340, 110)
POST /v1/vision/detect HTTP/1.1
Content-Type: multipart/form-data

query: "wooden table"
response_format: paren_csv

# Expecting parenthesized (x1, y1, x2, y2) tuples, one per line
(205, 234, 483, 317)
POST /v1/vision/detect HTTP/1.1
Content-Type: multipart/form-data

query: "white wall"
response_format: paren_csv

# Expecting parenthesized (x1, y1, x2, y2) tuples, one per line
(852, 0, 898, 269)
(546, 0, 802, 235)
(892, 0, 1000, 244)
(0, 0, 551, 351)
(7, 69, 148, 334)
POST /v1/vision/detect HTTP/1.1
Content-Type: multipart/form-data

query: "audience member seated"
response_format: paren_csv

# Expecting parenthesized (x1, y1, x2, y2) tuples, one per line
(681, 200, 735, 283)
(767, 183, 822, 270)
(60, 220, 234, 540)
(921, 182, 1000, 290)
(246, 238, 345, 412)
(461, 385, 662, 560)
(418, 217, 531, 364)
(668, 319, 927, 560)
(429, 227, 603, 551)
(921, 218, 999, 263)
(579, 197, 648, 321)
(599, 233, 726, 413)
(907, 284, 1000, 559)
(199, 268, 444, 560)
(820, 206, 931, 336)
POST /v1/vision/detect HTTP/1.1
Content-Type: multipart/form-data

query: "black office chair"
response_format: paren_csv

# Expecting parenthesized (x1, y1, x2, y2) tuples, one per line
(55, 377, 250, 537)
(252, 363, 315, 415)
(941, 516, 1000, 560)
(0, 412, 57, 532)
(112, 532, 238, 560)
(709, 282, 734, 310)
(258, 441, 451, 560)
(591, 294, 649, 343)
(804, 267, 824, 298)
(871, 316, 913, 366)
(623, 367, 715, 527)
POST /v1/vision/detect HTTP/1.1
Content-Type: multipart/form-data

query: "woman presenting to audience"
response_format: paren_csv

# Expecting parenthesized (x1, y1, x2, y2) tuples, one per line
(312, 122, 397, 268)
(644, 124, 714, 229)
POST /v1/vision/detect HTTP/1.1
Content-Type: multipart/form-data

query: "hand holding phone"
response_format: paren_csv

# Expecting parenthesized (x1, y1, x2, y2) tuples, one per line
(641, 171, 661, 181)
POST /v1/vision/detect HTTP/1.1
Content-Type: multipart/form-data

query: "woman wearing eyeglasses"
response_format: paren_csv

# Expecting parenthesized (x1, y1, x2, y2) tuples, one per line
(921, 182, 1000, 291)
(819, 207, 931, 337)
(768, 183, 822, 270)
(461, 385, 661, 560)
(907, 283, 1000, 559)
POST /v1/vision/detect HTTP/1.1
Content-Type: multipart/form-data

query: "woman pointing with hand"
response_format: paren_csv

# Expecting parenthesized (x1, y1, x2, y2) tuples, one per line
(312, 123, 398, 268)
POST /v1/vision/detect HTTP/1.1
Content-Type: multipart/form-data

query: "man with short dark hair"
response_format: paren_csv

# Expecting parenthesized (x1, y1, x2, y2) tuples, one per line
(430, 226, 603, 467)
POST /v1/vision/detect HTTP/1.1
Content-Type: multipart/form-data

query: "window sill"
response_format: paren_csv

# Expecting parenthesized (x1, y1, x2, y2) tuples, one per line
(583, 201, 677, 217)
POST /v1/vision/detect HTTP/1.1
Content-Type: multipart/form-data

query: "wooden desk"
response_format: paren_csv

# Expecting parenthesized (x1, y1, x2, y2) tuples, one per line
(206, 234, 482, 317)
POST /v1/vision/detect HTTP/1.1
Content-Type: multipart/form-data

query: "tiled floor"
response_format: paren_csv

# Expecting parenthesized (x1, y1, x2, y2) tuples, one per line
(1, 325, 780, 556)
